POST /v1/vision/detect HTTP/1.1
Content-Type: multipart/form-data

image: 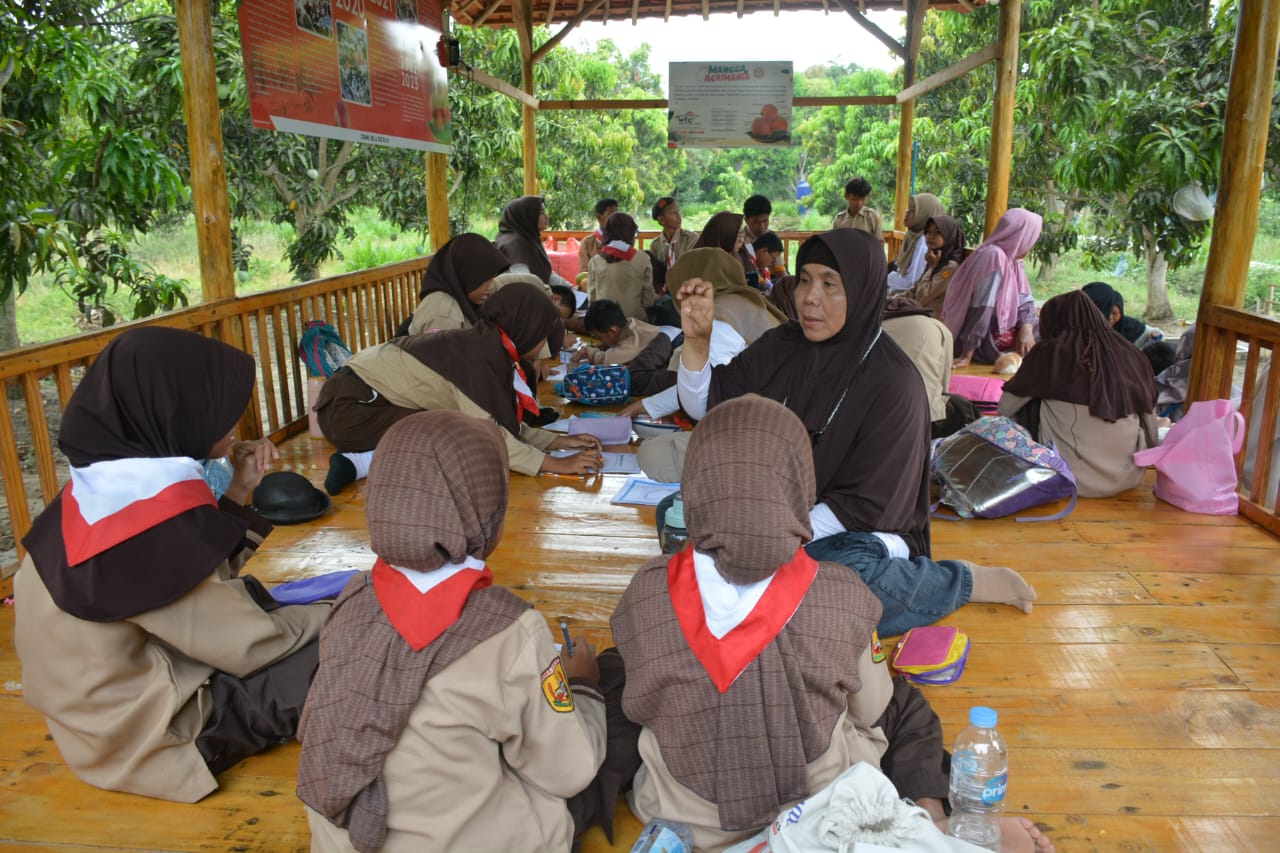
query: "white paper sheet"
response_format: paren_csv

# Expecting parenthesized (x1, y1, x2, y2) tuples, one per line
(610, 476, 681, 506)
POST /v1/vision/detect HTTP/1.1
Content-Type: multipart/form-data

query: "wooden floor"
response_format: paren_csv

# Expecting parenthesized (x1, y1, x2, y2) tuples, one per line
(1, 398, 1278, 852)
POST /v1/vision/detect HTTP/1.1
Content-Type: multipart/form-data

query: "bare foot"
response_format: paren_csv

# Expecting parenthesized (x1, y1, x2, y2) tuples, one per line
(933, 816, 1054, 853)
(965, 562, 1036, 614)
(1001, 817, 1055, 853)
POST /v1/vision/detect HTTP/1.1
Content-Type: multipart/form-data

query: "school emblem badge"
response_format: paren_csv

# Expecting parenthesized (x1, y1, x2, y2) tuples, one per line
(870, 631, 886, 664)
(541, 658, 575, 713)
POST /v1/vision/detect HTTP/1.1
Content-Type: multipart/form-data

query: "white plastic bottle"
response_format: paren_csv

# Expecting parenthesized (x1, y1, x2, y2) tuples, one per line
(629, 818, 694, 853)
(947, 706, 1008, 851)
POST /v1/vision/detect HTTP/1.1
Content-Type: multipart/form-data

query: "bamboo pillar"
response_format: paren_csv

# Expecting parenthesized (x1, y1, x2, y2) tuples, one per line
(894, 0, 927, 231)
(426, 152, 450, 252)
(1189, 0, 1280, 402)
(174, 0, 235, 303)
(513, 0, 538, 194)
(983, 0, 1022, 237)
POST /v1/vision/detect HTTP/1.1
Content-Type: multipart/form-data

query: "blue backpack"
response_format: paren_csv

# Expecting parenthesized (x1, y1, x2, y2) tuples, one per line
(298, 321, 353, 378)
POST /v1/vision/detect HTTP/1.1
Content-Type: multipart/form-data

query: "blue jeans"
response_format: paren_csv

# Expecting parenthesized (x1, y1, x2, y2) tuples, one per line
(804, 532, 973, 637)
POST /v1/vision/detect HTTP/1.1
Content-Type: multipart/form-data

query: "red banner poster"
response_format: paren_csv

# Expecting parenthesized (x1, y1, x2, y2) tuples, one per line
(239, 0, 450, 152)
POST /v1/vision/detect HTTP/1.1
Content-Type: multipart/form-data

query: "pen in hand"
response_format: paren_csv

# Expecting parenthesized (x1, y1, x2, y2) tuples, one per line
(560, 620, 574, 657)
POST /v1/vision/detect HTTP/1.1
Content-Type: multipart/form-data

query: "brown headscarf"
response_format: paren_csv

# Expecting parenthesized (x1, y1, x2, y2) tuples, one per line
(298, 412, 528, 853)
(612, 395, 882, 832)
(390, 282, 560, 435)
(768, 274, 799, 321)
(493, 195, 552, 283)
(670, 247, 788, 325)
(1003, 289, 1156, 421)
(895, 193, 945, 271)
(22, 328, 259, 622)
(417, 233, 511, 325)
(707, 229, 933, 557)
(924, 215, 966, 274)
(696, 211, 757, 273)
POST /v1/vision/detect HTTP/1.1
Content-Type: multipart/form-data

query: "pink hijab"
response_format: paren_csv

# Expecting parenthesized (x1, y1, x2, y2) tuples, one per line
(941, 208, 1042, 337)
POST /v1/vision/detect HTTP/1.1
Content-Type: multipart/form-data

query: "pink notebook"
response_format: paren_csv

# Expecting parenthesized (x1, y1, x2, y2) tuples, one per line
(892, 626, 959, 670)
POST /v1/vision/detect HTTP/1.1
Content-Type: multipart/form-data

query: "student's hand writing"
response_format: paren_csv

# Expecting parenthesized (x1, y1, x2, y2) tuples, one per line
(676, 277, 715, 343)
(225, 437, 279, 503)
(549, 434, 602, 453)
(571, 347, 592, 363)
(540, 451, 603, 477)
(561, 636, 600, 685)
(534, 360, 551, 381)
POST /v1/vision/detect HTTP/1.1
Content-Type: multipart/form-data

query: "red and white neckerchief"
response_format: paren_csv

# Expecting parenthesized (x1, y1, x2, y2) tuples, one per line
(667, 545, 819, 693)
(662, 232, 678, 268)
(497, 326, 542, 421)
(371, 555, 493, 651)
(759, 266, 772, 287)
(601, 240, 637, 262)
(62, 457, 215, 565)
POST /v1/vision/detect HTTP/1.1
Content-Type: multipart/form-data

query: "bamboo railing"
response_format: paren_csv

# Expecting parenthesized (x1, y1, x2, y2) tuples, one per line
(0, 257, 429, 569)
(1191, 306, 1280, 536)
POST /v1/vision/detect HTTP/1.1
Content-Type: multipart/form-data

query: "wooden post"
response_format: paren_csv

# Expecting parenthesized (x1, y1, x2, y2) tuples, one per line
(894, 0, 927, 231)
(426, 152, 450, 252)
(1189, 0, 1280, 402)
(512, 0, 538, 195)
(174, 0, 235, 303)
(983, 0, 1023, 237)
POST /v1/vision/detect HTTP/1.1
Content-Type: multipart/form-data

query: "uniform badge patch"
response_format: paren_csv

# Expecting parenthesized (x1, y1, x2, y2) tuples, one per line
(870, 631, 886, 664)
(541, 657, 575, 713)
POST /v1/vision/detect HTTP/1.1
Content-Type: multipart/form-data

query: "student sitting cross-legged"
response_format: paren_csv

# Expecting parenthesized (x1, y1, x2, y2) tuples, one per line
(299, 411, 606, 853)
(611, 394, 1054, 853)
(572, 298, 680, 397)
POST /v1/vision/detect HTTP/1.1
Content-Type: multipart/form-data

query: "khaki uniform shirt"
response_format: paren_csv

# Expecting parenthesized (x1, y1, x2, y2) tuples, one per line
(578, 232, 602, 275)
(306, 609, 606, 853)
(588, 253, 655, 322)
(407, 291, 470, 336)
(348, 344, 558, 476)
(882, 315, 953, 422)
(999, 394, 1158, 498)
(648, 229, 699, 268)
(627, 647, 894, 853)
(903, 260, 959, 318)
(833, 206, 884, 241)
(14, 533, 328, 802)
(581, 318, 664, 365)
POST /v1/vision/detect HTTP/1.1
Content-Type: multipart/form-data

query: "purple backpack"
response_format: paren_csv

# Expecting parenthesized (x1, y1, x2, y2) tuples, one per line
(932, 416, 1077, 521)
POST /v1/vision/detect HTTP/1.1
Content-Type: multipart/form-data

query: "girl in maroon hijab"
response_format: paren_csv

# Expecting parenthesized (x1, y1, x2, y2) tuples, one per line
(16, 327, 329, 801)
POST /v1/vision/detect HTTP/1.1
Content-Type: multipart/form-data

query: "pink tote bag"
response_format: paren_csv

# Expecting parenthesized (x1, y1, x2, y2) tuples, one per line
(1133, 399, 1245, 515)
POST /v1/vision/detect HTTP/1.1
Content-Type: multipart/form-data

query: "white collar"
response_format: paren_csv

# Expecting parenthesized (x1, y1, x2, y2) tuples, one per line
(68, 457, 206, 524)
(692, 549, 775, 639)
(389, 554, 486, 594)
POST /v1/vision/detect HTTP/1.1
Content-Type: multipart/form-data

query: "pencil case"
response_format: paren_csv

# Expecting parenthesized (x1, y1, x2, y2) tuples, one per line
(891, 625, 970, 686)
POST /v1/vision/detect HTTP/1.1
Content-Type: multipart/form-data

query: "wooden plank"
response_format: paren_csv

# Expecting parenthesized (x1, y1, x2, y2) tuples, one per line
(984, 0, 1022, 237)
(466, 67, 540, 109)
(1212, 643, 1280, 690)
(1015, 815, 1280, 853)
(0, 397, 31, 556)
(896, 42, 998, 103)
(52, 363, 74, 410)
(953, 643, 1241, 690)
(1135, 570, 1280, 606)
(939, 603, 1280, 645)
(20, 374, 58, 502)
(472, 0, 505, 26)
(253, 310, 280, 433)
(832, 0, 905, 59)
(538, 95, 896, 109)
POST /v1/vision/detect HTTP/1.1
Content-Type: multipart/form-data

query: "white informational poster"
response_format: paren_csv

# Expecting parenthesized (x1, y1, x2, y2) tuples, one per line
(667, 61, 794, 149)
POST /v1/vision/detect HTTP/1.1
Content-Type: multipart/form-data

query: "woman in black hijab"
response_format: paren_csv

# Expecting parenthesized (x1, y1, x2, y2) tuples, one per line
(406, 233, 511, 335)
(15, 327, 329, 801)
(695, 210, 757, 276)
(674, 229, 1036, 635)
(493, 195, 575, 288)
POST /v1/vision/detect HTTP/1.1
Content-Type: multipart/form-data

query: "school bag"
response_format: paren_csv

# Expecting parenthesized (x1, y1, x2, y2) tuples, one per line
(298, 321, 353, 378)
(932, 415, 1077, 521)
(559, 363, 630, 406)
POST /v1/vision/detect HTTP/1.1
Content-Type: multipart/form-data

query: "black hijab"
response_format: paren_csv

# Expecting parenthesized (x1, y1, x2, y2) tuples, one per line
(391, 282, 560, 435)
(707, 229, 933, 557)
(23, 328, 259, 621)
(418, 233, 511, 324)
(493, 195, 553, 283)
(924, 215, 966, 274)
(696, 211, 756, 273)
(1004, 289, 1156, 421)
(1082, 281, 1147, 344)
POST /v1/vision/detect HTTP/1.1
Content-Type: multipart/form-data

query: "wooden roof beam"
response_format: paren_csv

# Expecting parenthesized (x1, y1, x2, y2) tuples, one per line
(737, 0, 745, 18)
(466, 68, 540, 108)
(538, 94, 898, 109)
(665, 0, 672, 21)
(547, 0, 557, 25)
(632, 0, 639, 25)
(473, 0, 505, 27)
(532, 0, 608, 62)
(702, 0, 709, 21)
(896, 41, 996, 103)
(832, 0, 906, 60)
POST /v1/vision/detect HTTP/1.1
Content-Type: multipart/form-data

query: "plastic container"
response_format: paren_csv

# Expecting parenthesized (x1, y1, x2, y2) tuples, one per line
(947, 706, 1008, 851)
(201, 456, 233, 501)
(629, 818, 693, 853)
(659, 494, 689, 554)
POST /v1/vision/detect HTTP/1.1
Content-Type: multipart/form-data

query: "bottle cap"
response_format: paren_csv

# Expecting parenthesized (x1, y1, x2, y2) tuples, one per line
(666, 496, 685, 528)
(969, 706, 998, 728)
